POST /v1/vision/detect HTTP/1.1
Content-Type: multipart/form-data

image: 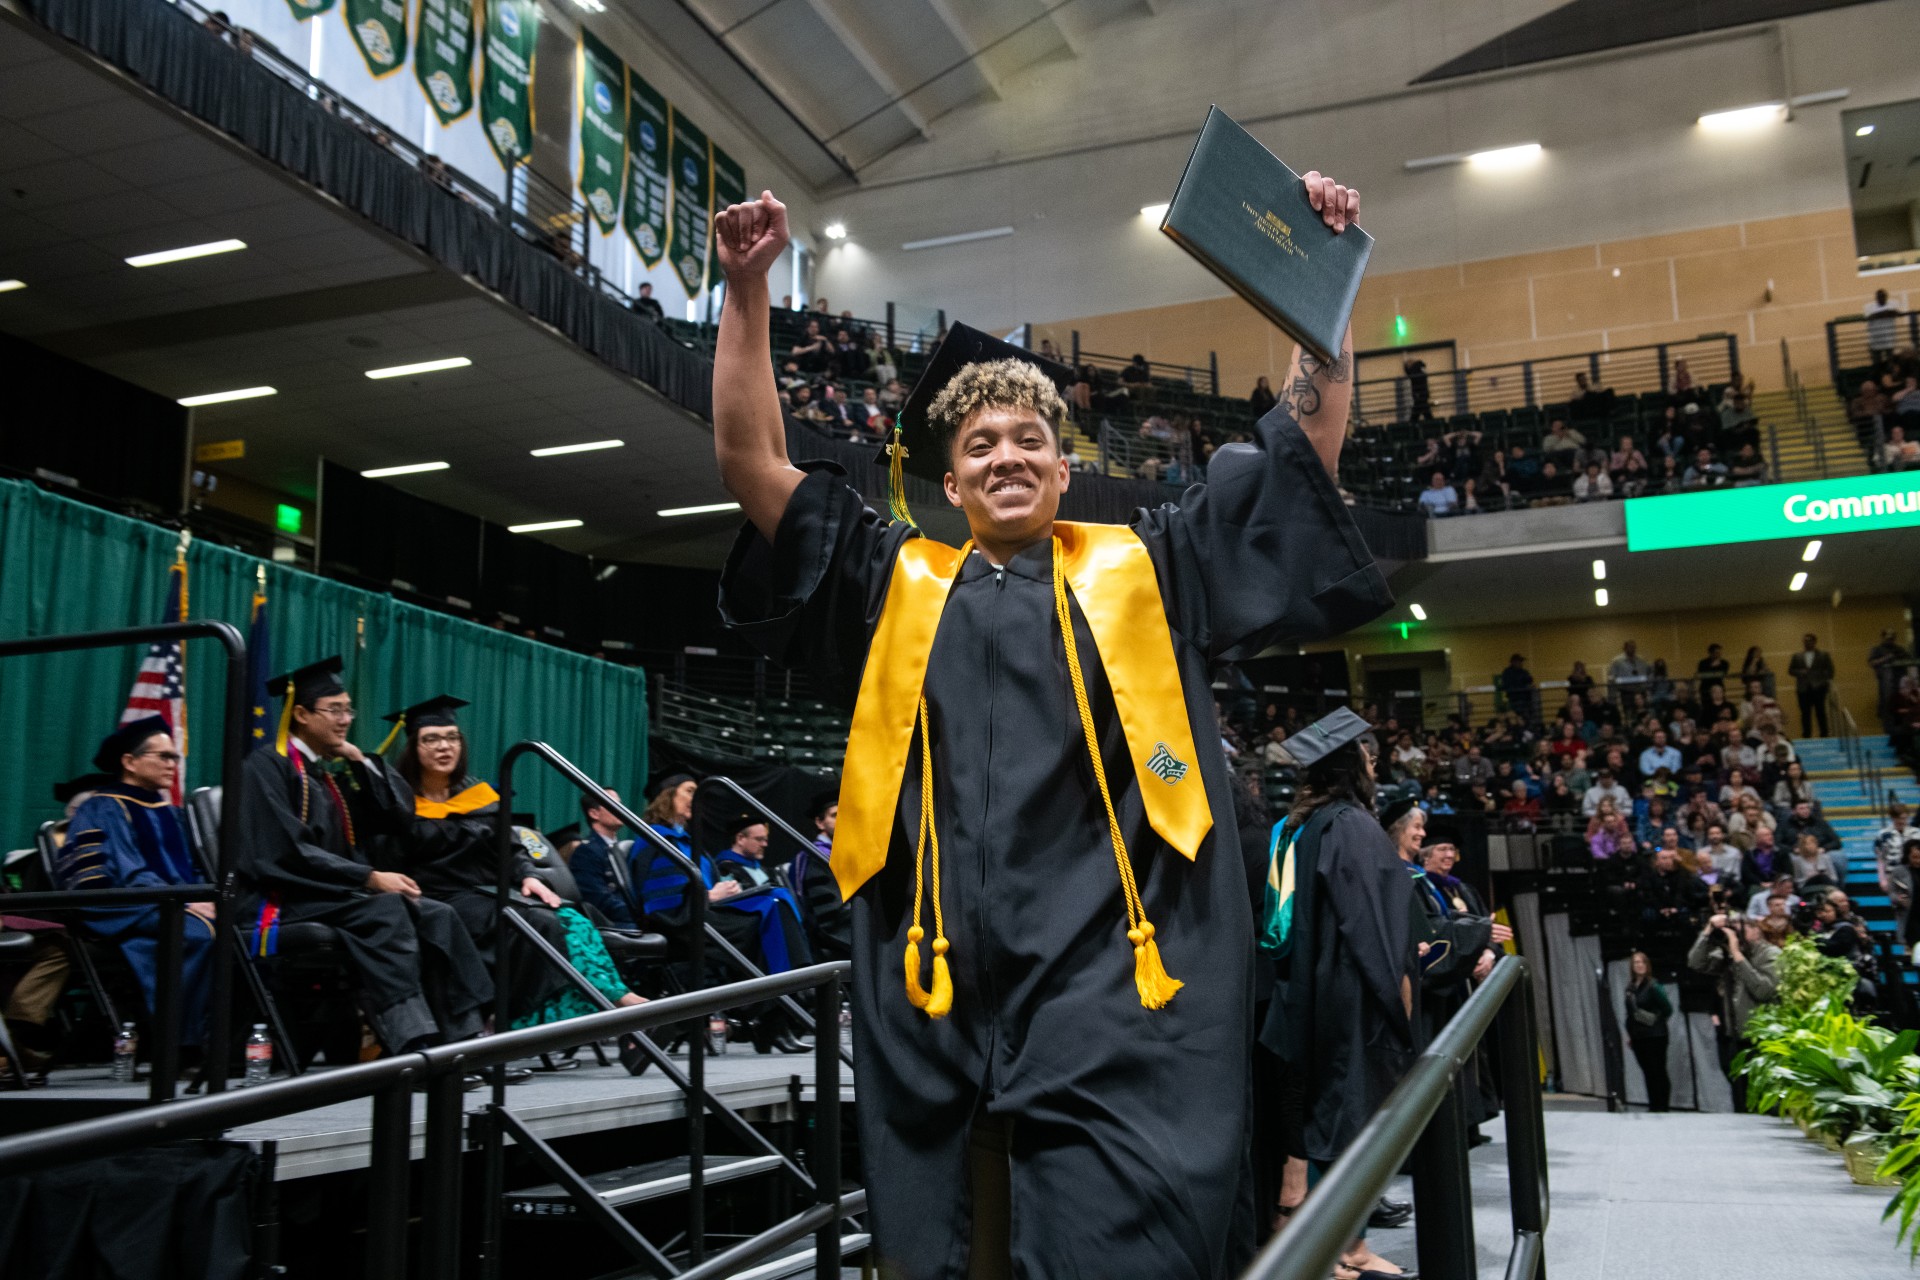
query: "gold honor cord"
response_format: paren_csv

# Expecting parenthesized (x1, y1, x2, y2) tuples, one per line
(902, 697, 952, 1017)
(1053, 537, 1182, 1009)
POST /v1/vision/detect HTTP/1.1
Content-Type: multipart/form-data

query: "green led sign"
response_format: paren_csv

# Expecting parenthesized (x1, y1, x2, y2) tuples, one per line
(1625, 474, 1920, 551)
(275, 503, 303, 535)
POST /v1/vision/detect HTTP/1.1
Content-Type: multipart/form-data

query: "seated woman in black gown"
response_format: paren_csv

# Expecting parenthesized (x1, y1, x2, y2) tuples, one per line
(377, 696, 645, 1029)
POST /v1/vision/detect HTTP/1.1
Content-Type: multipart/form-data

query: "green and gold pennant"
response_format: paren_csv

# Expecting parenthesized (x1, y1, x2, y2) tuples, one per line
(285, 0, 337, 19)
(666, 107, 710, 296)
(621, 70, 670, 265)
(576, 29, 626, 235)
(344, 0, 409, 76)
(711, 141, 745, 220)
(480, 0, 538, 170)
(414, 0, 476, 124)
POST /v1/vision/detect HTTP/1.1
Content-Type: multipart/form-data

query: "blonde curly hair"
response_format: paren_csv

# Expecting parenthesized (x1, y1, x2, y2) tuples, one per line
(926, 358, 1067, 458)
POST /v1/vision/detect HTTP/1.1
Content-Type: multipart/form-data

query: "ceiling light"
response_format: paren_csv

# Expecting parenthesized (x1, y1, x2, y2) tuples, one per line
(0, 279, 24, 293)
(178, 385, 277, 407)
(509, 518, 584, 533)
(569, 0, 604, 10)
(365, 356, 472, 379)
(1789, 571, 1808, 592)
(361, 461, 450, 478)
(1140, 203, 1170, 221)
(530, 439, 625, 457)
(1856, 124, 1876, 137)
(1466, 143, 1543, 169)
(1697, 103, 1785, 132)
(902, 226, 1014, 252)
(1802, 539, 1822, 562)
(657, 502, 742, 518)
(1594, 588, 1610, 607)
(1408, 603, 1427, 621)
(823, 222, 847, 240)
(125, 238, 247, 267)
(1592, 558, 1607, 580)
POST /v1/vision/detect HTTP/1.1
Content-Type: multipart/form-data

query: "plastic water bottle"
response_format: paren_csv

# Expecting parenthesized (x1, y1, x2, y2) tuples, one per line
(244, 1024, 273, 1086)
(709, 1013, 729, 1055)
(111, 1022, 138, 1083)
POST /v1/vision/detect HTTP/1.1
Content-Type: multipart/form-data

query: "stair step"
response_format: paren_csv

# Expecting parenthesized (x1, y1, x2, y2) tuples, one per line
(732, 1235, 872, 1280)
(505, 1153, 785, 1216)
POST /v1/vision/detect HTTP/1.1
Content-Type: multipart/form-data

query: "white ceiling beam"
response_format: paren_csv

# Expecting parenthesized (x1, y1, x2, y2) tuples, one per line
(924, 0, 1003, 99)
(804, 0, 935, 139)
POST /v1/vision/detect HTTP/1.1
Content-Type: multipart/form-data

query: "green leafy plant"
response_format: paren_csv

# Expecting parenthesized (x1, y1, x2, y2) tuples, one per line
(1774, 936, 1861, 1012)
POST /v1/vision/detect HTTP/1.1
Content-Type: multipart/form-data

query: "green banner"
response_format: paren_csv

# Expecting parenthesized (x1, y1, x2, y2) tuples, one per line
(414, 0, 476, 124)
(668, 107, 711, 296)
(480, 0, 538, 170)
(285, 0, 336, 19)
(1624, 473, 1920, 551)
(622, 73, 670, 266)
(344, 0, 408, 76)
(711, 142, 745, 217)
(576, 29, 626, 235)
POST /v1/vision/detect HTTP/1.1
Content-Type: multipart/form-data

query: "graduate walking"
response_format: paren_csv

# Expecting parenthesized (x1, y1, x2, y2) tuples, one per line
(709, 175, 1388, 1278)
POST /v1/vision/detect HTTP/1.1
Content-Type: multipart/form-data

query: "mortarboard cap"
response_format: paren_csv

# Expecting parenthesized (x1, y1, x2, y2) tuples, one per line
(54, 772, 114, 805)
(269, 656, 345, 706)
(1378, 796, 1420, 832)
(1277, 707, 1372, 770)
(725, 812, 769, 842)
(382, 694, 469, 729)
(544, 822, 582, 847)
(91, 715, 173, 775)
(647, 770, 698, 800)
(809, 788, 839, 822)
(877, 322, 1074, 490)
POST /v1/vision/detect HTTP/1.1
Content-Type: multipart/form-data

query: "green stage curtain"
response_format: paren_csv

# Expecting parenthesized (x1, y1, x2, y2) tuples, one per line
(0, 480, 647, 846)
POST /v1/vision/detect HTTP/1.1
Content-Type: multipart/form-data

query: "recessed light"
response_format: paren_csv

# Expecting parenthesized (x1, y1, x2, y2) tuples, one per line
(1466, 143, 1543, 169)
(530, 439, 625, 457)
(1408, 603, 1427, 620)
(1697, 103, 1784, 132)
(1140, 203, 1170, 221)
(1592, 558, 1607, 580)
(178, 385, 277, 407)
(365, 356, 472, 379)
(361, 461, 450, 478)
(509, 519, 585, 533)
(1802, 539, 1822, 562)
(1856, 124, 1876, 137)
(1789, 571, 1808, 591)
(0, 279, 24, 293)
(125, 238, 247, 267)
(823, 222, 847, 240)
(1594, 588, 1610, 607)
(657, 502, 742, 518)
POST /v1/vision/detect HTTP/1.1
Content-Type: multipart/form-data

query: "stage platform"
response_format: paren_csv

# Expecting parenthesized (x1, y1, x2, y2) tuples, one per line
(11, 1049, 854, 1182)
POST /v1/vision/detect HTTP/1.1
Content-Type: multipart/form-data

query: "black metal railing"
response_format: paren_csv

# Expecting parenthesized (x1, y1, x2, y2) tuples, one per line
(1827, 307, 1920, 389)
(0, 621, 248, 1098)
(1238, 955, 1547, 1280)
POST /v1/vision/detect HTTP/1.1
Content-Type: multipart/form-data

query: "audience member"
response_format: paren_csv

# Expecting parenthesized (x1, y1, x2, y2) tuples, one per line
(1687, 912, 1779, 1105)
(1622, 950, 1673, 1112)
(631, 281, 665, 324)
(1417, 471, 1460, 517)
(1787, 633, 1834, 738)
(1789, 832, 1840, 892)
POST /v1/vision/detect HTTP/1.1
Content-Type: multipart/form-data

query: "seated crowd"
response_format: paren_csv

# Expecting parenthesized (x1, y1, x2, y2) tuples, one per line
(1844, 329, 1920, 472)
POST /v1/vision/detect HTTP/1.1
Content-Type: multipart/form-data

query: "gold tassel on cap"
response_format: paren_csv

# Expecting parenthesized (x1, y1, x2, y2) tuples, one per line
(273, 679, 296, 757)
(373, 713, 406, 757)
(886, 427, 918, 528)
(903, 696, 951, 1017)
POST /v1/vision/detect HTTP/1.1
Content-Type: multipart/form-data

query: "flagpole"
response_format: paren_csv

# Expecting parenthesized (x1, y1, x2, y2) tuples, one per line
(176, 529, 191, 787)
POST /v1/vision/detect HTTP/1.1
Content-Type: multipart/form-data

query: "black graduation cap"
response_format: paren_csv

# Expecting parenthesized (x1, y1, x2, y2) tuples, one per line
(269, 655, 345, 706)
(544, 822, 582, 847)
(809, 788, 839, 822)
(1378, 796, 1421, 831)
(510, 812, 540, 828)
(53, 772, 114, 805)
(1277, 707, 1373, 770)
(90, 714, 173, 775)
(647, 769, 698, 801)
(878, 322, 1074, 487)
(381, 694, 469, 729)
(724, 811, 768, 842)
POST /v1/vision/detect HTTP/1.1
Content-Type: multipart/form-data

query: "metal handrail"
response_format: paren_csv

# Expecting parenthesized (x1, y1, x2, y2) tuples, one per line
(0, 621, 247, 1097)
(1238, 956, 1547, 1280)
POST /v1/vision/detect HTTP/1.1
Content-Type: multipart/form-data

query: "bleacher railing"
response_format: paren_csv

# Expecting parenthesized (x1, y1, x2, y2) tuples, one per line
(1826, 307, 1920, 387)
(1236, 956, 1548, 1280)
(1071, 341, 1220, 396)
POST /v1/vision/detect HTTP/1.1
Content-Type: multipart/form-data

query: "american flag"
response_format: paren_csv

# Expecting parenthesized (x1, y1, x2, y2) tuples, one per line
(122, 539, 189, 805)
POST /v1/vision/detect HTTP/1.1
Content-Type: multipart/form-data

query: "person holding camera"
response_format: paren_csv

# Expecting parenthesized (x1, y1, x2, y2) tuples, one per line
(1687, 913, 1781, 1110)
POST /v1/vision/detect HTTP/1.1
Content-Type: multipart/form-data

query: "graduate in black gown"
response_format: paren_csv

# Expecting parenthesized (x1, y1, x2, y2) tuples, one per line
(233, 658, 492, 1052)
(1259, 710, 1420, 1279)
(372, 696, 645, 1029)
(58, 717, 214, 1050)
(710, 175, 1385, 1278)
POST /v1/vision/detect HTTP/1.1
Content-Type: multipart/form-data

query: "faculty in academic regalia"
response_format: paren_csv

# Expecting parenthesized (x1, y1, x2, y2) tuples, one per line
(1259, 710, 1420, 1279)
(787, 790, 851, 961)
(233, 658, 492, 1052)
(58, 717, 214, 1049)
(709, 174, 1385, 1278)
(372, 696, 645, 1029)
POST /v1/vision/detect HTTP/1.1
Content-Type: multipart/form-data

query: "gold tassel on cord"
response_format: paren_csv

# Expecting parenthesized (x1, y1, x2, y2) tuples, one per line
(902, 696, 951, 1017)
(886, 427, 917, 528)
(273, 679, 296, 757)
(373, 713, 406, 757)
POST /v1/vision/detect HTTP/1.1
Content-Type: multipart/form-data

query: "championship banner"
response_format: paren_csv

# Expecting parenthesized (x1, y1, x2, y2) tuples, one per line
(667, 107, 711, 296)
(285, 0, 337, 19)
(711, 142, 745, 223)
(621, 71, 670, 265)
(414, 0, 477, 124)
(344, 0, 409, 77)
(576, 28, 627, 235)
(480, 0, 538, 169)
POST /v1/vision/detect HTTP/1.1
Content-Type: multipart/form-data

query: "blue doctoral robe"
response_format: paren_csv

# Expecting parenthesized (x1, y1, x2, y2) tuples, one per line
(635, 824, 810, 974)
(59, 784, 214, 1045)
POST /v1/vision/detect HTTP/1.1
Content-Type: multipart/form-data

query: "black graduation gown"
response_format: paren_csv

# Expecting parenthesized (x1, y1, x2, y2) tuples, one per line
(720, 406, 1390, 1279)
(1416, 869, 1500, 1125)
(1259, 803, 1420, 1166)
(369, 773, 573, 1026)
(234, 747, 492, 1050)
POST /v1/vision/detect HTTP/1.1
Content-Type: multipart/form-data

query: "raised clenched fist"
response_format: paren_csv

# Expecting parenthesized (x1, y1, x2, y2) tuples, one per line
(714, 189, 789, 282)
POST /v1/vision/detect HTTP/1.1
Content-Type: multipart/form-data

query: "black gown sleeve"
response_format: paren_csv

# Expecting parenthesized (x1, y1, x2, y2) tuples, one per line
(234, 749, 370, 895)
(1320, 808, 1416, 1037)
(718, 463, 916, 705)
(1132, 405, 1394, 661)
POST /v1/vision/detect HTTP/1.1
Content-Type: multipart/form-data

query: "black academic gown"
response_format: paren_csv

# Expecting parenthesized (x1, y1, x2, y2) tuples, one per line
(1418, 870, 1501, 1126)
(234, 747, 492, 1050)
(369, 773, 573, 1027)
(720, 406, 1390, 1279)
(1260, 802, 1420, 1166)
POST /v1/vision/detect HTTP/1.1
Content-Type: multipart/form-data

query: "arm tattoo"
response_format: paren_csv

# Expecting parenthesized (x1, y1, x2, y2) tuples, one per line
(1277, 344, 1352, 421)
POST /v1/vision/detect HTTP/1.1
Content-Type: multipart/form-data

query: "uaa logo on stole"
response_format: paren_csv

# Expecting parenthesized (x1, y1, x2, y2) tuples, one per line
(1145, 742, 1189, 784)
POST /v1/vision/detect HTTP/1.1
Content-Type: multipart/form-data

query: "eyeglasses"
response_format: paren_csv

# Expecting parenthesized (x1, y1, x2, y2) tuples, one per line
(311, 704, 356, 720)
(136, 750, 184, 764)
(418, 732, 464, 747)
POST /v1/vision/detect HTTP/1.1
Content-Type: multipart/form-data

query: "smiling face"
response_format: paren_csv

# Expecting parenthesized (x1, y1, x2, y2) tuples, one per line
(943, 405, 1069, 546)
